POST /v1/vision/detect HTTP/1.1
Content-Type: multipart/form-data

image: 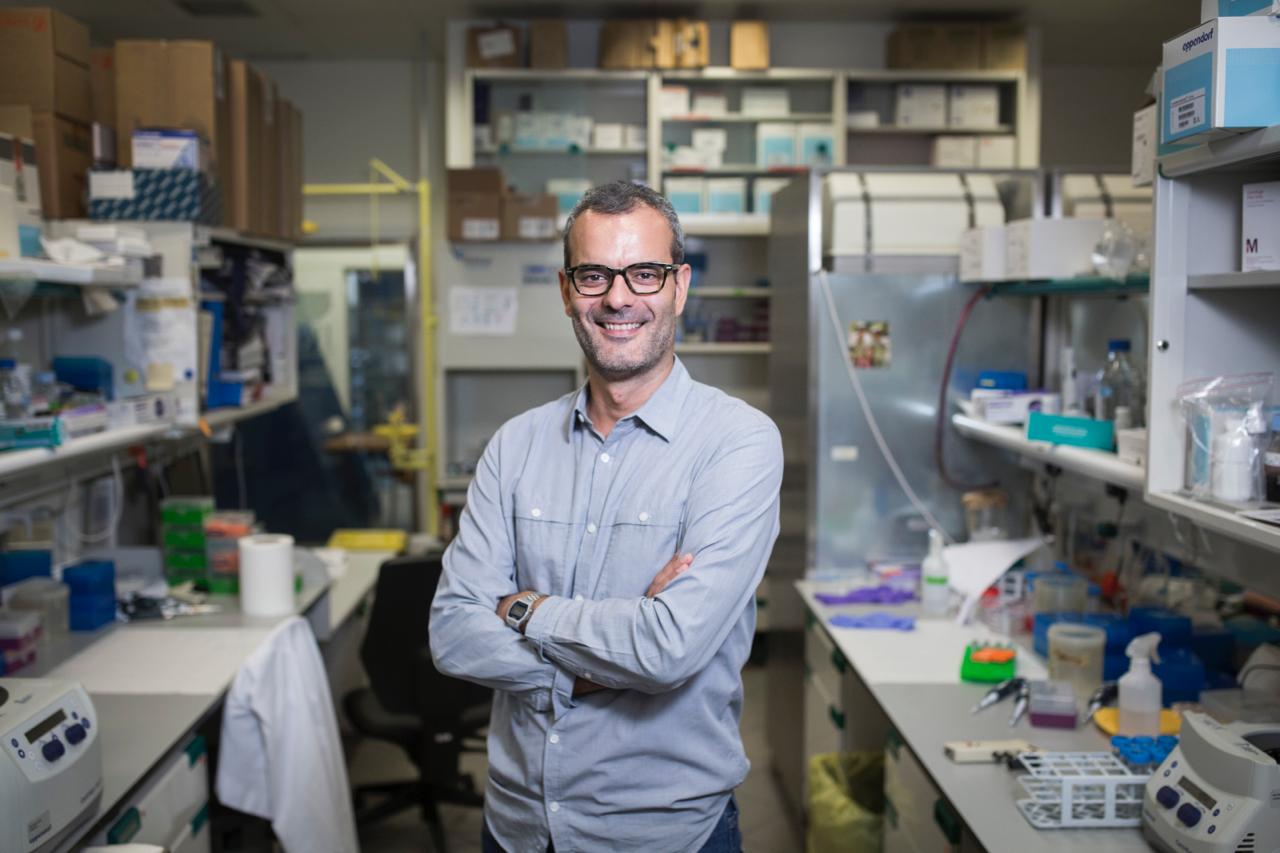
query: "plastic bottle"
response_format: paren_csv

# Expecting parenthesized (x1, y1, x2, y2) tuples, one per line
(1118, 632, 1163, 737)
(1266, 413, 1280, 503)
(920, 528, 950, 618)
(1094, 339, 1145, 428)
(0, 329, 30, 419)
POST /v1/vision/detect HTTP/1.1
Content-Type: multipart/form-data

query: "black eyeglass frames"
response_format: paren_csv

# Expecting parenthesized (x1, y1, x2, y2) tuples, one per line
(564, 262, 678, 297)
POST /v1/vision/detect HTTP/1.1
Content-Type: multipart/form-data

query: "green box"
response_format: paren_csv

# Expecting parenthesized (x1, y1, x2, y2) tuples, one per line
(164, 549, 208, 571)
(163, 527, 206, 551)
(160, 496, 214, 526)
(1026, 412, 1115, 451)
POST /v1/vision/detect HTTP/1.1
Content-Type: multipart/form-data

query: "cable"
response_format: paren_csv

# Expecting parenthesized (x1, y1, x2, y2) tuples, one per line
(934, 282, 997, 491)
(816, 269, 954, 543)
(64, 455, 125, 545)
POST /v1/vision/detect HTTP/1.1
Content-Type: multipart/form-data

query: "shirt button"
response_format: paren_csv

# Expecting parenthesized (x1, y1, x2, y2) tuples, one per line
(600, 452, 611, 463)
(531, 508, 542, 518)
(549, 733, 560, 744)
(587, 523, 597, 534)
(638, 511, 649, 522)
(574, 594, 584, 601)
(549, 802, 561, 813)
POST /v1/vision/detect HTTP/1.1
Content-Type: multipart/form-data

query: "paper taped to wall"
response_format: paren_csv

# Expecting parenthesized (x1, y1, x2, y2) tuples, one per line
(450, 285, 518, 335)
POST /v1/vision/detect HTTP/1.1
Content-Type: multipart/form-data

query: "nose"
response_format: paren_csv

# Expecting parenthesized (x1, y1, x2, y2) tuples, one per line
(601, 270, 634, 311)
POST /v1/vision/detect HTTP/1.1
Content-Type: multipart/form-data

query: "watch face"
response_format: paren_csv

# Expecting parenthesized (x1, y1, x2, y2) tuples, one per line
(509, 600, 530, 622)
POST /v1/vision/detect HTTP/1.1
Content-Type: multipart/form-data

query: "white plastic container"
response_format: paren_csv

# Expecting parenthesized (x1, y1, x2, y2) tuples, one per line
(1118, 632, 1163, 737)
(920, 529, 950, 618)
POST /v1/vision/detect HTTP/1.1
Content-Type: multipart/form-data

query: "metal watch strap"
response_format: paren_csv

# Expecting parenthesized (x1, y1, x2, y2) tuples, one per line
(506, 592, 543, 631)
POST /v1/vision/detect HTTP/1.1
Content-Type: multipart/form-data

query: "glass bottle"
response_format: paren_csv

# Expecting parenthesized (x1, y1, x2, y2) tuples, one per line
(1094, 339, 1145, 428)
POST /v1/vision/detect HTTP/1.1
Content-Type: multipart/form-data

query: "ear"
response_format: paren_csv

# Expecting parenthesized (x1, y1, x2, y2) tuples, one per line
(559, 268, 574, 318)
(673, 263, 692, 317)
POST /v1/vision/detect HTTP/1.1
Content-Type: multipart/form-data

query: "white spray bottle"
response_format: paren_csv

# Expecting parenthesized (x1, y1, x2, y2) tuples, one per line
(1118, 632, 1162, 737)
(920, 528, 950, 618)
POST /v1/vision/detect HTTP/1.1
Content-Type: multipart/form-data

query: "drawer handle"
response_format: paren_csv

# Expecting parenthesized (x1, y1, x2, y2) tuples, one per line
(829, 705, 845, 730)
(830, 648, 847, 674)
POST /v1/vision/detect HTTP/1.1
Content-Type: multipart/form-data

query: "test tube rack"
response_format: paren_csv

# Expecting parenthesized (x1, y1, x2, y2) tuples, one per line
(1014, 751, 1148, 829)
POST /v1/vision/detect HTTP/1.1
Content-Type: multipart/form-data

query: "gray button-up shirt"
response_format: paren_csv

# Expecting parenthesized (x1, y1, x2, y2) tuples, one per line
(430, 358, 782, 853)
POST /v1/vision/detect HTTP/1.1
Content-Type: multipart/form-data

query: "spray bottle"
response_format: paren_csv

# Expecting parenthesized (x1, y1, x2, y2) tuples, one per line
(1118, 632, 1162, 737)
(920, 528, 950, 618)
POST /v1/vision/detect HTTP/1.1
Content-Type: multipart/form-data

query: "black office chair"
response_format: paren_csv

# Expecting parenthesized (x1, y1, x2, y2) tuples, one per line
(344, 555, 490, 853)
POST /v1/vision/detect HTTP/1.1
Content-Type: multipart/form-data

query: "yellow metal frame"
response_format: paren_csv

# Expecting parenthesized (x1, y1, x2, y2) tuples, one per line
(303, 159, 439, 536)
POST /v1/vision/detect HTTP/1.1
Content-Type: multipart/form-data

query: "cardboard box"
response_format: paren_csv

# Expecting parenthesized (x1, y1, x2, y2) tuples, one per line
(672, 19, 709, 69)
(887, 24, 982, 71)
(1162, 17, 1280, 145)
(31, 111, 89, 218)
(981, 24, 1028, 70)
(0, 7, 91, 122)
(1132, 104, 1157, 186)
(529, 20, 567, 69)
(1004, 217, 1108, 279)
(449, 193, 501, 242)
(976, 135, 1018, 168)
(289, 101, 303, 240)
(467, 25, 520, 69)
(89, 47, 115, 127)
(88, 168, 220, 223)
(260, 81, 279, 236)
(502, 193, 557, 240)
(742, 87, 790, 117)
(1201, 0, 1277, 20)
(0, 130, 41, 254)
(895, 84, 947, 127)
(756, 123, 797, 167)
(932, 136, 977, 168)
(753, 177, 790, 215)
(705, 177, 747, 214)
(664, 177, 704, 216)
(449, 167, 505, 195)
(798, 122, 836, 166)
(1242, 180, 1280, 270)
(730, 21, 769, 70)
(948, 84, 1001, 129)
(599, 21, 673, 70)
(960, 225, 1006, 282)
(228, 60, 264, 233)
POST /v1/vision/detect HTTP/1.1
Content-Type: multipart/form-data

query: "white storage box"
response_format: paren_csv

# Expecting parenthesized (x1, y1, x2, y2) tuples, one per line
(132, 129, 207, 171)
(754, 177, 792, 215)
(691, 91, 728, 116)
(592, 123, 624, 150)
(1004, 218, 1109, 279)
(1131, 104, 1157, 187)
(931, 136, 977, 168)
(977, 391, 1063, 425)
(894, 84, 947, 128)
(664, 177, 705, 215)
(1060, 175, 1154, 242)
(798, 122, 836, 166)
(1161, 16, 1280, 144)
(659, 85, 691, 118)
(960, 225, 1007, 282)
(1201, 0, 1278, 21)
(623, 125, 646, 151)
(1116, 427, 1148, 467)
(568, 116, 593, 150)
(976, 136, 1018, 168)
(1242, 180, 1280, 270)
(756, 123, 797, 167)
(742, 87, 790, 117)
(706, 178, 748, 214)
(692, 128, 728, 153)
(948, 85, 1002, 129)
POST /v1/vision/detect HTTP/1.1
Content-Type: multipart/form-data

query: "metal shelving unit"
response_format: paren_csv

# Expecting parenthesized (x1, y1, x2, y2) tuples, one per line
(984, 274, 1150, 298)
(0, 258, 144, 287)
(1186, 270, 1280, 291)
(951, 414, 1145, 491)
(663, 112, 834, 124)
(674, 342, 771, 355)
(847, 124, 1014, 135)
(687, 286, 772, 298)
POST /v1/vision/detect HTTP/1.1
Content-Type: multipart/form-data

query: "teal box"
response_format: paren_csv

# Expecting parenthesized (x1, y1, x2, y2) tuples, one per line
(1026, 412, 1116, 450)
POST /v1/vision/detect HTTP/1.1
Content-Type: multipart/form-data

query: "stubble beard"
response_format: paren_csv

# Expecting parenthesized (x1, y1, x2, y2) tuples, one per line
(571, 308, 677, 382)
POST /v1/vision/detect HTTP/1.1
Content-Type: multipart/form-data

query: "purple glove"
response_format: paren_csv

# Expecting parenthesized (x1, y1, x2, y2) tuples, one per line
(829, 612, 916, 632)
(815, 585, 916, 606)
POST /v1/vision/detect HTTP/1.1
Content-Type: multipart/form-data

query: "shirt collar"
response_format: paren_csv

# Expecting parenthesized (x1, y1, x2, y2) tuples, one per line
(564, 357, 691, 443)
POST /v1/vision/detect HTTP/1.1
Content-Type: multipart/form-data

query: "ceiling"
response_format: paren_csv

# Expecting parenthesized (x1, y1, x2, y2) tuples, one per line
(35, 0, 1198, 65)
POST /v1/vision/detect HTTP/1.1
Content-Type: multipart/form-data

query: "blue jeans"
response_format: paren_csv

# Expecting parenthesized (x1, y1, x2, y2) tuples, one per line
(482, 796, 741, 853)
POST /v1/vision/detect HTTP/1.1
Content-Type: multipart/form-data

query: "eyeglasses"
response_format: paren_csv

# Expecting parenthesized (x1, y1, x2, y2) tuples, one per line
(564, 262, 678, 297)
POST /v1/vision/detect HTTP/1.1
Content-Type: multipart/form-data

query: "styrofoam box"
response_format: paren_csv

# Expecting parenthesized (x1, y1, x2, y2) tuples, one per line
(1243, 180, 1280, 271)
(1161, 16, 1280, 145)
(1062, 174, 1154, 242)
(960, 225, 1007, 282)
(1132, 104, 1157, 186)
(947, 85, 1001, 129)
(798, 123, 836, 165)
(756, 123, 797, 167)
(706, 178, 748, 214)
(825, 172, 1004, 256)
(931, 136, 977, 168)
(742, 87, 790, 117)
(691, 92, 728, 116)
(1201, 0, 1278, 21)
(1004, 217, 1110, 279)
(593, 123, 624, 150)
(976, 136, 1018, 168)
(664, 177, 705, 215)
(660, 85, 691, 118)
(754, 177, 792, 215)
(692, 128, 728, 153)
(894, 84, 947, 128)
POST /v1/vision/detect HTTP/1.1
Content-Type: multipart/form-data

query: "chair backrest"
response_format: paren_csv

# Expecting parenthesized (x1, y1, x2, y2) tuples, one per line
(360, 555, 488, 718)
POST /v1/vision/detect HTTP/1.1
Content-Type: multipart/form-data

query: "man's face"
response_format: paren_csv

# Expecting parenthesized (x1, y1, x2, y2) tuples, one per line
(560, 207, 690, 382)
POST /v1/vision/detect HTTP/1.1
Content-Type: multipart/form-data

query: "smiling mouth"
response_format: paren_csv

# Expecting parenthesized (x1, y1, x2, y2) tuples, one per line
(601, 321, 642, 332)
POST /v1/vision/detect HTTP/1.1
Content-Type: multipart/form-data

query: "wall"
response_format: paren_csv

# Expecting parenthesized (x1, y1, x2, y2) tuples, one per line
(1039, 63, 1154, 168)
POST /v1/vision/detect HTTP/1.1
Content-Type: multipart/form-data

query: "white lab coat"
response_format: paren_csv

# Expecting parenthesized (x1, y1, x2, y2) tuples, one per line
(216, 615, 360, 852)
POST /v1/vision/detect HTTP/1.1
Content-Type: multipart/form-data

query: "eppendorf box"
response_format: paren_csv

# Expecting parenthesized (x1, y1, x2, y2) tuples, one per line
(1243, 180, 1280, 271)
(1161, 16, 1280, 145)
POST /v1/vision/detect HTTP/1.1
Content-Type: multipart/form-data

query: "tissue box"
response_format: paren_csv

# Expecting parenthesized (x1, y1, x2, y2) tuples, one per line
(89, 169, 221, 223)
(1242, 180, 1280, 271)
(756, 123, 797, 167)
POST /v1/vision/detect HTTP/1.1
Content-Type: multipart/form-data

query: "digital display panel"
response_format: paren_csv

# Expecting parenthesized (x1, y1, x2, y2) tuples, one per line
(1177, 775, 1217, 810)
(24, 709, 66, 744)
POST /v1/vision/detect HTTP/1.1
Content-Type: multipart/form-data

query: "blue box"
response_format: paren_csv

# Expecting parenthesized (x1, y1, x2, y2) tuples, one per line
(89, 169, 222, 224)
(69, 594, 116, 632)
(53, 356, 114, 399)
(1026, 412, 1115, 450)
(63, 560, 115, 596)
(0, 550, 52, 586)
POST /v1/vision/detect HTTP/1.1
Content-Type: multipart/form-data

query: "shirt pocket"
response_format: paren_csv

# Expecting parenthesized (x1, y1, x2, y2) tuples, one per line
(598, 501, 686, 599)
(511, 491, 571, 593)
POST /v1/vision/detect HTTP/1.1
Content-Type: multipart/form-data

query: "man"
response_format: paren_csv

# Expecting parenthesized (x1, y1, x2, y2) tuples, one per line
(430, 180, 783, 853)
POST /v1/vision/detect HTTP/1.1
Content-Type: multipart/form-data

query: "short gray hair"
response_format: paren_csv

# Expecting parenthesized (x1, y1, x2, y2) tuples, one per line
(562, 180, 685, 269)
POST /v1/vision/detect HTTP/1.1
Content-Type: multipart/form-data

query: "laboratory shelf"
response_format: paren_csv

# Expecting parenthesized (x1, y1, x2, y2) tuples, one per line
(846, 124, 1013, 135)
(201, 391, 297, 430)
(1157, 123, 1280, 178)
(681, 214, 772, 236)
(1146, 491, 1280, 556)
(982, 273, 1149, 298)
(686, 286, 773, 298)
(196, 226, 294, 254)
(662, 68, 838, 82)
(476, 145, 646, 156)
(0, 257, 143, 287)
(845, 69, 1023, 84)
(950, 414, 1145, 490)
(0, 423, 172, 481)
(471, 68, 650, 82)
(675, 342, 772, 355)
(664, 164, 807, 176)
(663, 113, 834, 124)
(1186, 270, 1280, 291)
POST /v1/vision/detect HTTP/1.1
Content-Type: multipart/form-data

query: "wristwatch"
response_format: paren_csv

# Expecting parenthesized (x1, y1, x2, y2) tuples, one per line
(505, 592, 544, 632)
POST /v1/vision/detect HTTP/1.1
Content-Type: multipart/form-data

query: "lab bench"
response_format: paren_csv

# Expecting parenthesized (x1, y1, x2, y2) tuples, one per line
(796, 580, 1151, 852)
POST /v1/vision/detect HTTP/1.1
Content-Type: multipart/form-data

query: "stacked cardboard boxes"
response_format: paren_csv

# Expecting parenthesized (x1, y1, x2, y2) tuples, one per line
(448, 167, 557, 242)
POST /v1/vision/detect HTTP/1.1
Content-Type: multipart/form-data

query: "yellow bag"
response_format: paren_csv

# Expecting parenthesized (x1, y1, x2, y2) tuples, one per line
(806, 752, 884, 853)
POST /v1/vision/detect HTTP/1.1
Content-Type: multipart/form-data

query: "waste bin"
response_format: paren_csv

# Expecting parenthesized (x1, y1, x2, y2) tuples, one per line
(806, 751, 885, 853)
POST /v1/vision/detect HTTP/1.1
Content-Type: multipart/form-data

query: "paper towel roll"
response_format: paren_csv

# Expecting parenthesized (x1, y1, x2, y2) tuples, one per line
(239, 534, 295, 617)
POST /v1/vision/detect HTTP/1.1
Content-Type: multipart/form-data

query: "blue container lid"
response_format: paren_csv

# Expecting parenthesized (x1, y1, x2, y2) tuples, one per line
(62, 560, 116, 595)
(0, 359, 15, 369)
(1108, 339, 1132, 352)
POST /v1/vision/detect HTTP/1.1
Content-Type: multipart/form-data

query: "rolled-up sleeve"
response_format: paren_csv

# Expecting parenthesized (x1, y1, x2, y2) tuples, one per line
(429, 427, 561, 710)
(523, 416, 782, 696)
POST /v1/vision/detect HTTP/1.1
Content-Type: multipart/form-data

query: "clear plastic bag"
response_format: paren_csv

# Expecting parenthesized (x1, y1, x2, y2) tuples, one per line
(1176, 373, 1273, 502)
(1091, 219, 1138, 280)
